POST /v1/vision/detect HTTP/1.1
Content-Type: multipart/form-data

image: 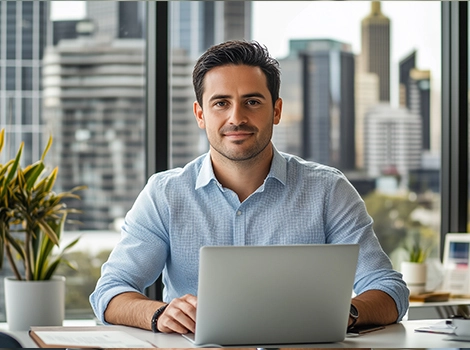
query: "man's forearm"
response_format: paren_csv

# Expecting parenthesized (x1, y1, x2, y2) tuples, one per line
(352, 290, 399, 327)
(104, 291, 166, 330)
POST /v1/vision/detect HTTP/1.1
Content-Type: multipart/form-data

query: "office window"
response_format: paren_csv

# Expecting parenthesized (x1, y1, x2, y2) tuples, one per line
(168, 1, 441, 268)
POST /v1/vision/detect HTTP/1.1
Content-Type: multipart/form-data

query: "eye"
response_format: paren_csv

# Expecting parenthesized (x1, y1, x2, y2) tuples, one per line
(246, 99, 260, 106)
(214, 101, 227, 107)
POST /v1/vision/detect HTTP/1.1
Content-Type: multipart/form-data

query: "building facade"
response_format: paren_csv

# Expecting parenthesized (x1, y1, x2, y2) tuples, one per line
(0, 1, 50, 165)
(364, 104, 422, 178)
(42, 39, 146, 230)
(283, 39, 356, 170)
(360, 1, 390, 102)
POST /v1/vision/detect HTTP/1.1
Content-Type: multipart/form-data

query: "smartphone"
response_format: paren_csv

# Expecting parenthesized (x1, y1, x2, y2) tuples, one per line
(348, 325, 386, 335)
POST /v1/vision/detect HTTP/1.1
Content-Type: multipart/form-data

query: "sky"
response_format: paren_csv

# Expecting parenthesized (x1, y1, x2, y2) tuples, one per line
(50, 1, 441, 106)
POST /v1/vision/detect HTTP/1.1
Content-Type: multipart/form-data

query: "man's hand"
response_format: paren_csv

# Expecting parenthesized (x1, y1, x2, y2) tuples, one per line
(157, 294, 197, 334)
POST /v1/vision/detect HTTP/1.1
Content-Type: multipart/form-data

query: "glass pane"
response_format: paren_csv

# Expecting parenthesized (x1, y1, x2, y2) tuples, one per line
(169, 1, 441, 270)
(0, 1, 147, 321)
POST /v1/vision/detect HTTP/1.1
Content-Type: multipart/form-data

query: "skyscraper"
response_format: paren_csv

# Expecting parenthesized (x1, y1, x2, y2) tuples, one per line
(282, 39, 356, 170)
(364, 104, 422, 178)
(360, 1, 390, 102)
(170, 1, 252, 59)
(0, 1, 50, 165)
(399, 51, 431, 151)
(86, 2, 145, 40)
(42, 39, 146, 230)
(399, 50, 416, 108)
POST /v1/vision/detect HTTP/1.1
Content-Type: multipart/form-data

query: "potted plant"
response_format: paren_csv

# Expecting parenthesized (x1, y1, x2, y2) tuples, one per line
(400, 231, 431, 295)
(0, 128, 86, 330)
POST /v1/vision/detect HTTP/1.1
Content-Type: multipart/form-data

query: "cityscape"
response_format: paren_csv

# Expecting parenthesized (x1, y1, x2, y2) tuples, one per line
(0, 1, 440, 318)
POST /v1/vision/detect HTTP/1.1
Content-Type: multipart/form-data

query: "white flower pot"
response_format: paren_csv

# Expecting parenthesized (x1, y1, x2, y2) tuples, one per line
(401, 261, 427, 295)
(4, 275, 66, 331)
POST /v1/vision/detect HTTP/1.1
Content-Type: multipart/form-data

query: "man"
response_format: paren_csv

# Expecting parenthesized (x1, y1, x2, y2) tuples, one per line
(90, 40, 409, 334)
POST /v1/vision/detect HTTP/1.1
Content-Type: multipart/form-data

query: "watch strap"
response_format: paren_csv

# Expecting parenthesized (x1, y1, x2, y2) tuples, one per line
(151, 304, 168, 333)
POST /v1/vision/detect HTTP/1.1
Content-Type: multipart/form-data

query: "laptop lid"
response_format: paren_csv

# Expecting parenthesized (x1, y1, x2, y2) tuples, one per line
(183, 244, 359, 347)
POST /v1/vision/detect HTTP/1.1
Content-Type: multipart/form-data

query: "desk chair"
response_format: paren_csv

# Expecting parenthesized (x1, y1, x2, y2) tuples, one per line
(0, 332, 23, 348)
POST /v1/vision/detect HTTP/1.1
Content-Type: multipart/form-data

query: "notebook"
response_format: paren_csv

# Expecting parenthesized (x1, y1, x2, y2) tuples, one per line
(182, 244, 359, 346)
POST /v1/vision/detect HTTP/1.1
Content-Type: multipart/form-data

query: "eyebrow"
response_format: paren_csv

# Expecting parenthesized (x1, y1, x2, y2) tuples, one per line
(208, 92, 267, 103)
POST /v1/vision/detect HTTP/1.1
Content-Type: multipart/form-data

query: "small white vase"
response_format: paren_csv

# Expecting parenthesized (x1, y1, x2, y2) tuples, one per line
(4, 275, 66, 331)
(401, 261, 427, 295)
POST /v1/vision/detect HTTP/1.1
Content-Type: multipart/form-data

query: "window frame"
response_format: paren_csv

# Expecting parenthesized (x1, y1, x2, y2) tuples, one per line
(440, 1, 468, 260)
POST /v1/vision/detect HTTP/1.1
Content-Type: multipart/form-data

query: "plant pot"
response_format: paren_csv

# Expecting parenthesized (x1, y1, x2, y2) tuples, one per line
(4, 275, 66, 331)
(401, 261, 427, 295)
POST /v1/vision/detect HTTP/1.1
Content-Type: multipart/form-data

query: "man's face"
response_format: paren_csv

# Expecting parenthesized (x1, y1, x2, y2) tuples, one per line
(193, 64, 282, 162)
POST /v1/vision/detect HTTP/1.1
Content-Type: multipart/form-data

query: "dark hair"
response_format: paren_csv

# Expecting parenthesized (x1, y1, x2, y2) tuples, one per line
(192, 40, 281, 108)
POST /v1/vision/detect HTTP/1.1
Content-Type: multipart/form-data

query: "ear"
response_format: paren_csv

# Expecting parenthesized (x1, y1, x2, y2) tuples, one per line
(273, 98, 282, 125)
(193, 101, 205, 129)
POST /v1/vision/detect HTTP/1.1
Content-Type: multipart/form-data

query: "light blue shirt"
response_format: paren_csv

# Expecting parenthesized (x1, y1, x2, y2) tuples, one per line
(90, 146, 409, 324)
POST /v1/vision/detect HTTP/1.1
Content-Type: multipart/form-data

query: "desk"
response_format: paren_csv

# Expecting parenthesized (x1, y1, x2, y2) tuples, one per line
(3, 319, 470, 348)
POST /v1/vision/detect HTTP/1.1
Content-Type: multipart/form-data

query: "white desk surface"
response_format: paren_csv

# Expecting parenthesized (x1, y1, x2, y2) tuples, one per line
(3, 319, 470, 348)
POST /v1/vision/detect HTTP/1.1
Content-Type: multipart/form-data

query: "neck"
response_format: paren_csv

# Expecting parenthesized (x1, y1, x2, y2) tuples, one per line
(211, 144, 274, 202)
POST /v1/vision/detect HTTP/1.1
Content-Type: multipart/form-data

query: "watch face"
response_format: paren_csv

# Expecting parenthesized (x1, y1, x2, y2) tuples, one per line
(350, 304, 359, 318)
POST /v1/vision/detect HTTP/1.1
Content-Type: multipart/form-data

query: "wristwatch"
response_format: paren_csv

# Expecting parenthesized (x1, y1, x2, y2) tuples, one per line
(348, 304, 359, 330)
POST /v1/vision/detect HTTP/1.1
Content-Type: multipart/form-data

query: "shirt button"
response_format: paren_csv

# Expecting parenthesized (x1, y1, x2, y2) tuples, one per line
(236, 210, 242, 216)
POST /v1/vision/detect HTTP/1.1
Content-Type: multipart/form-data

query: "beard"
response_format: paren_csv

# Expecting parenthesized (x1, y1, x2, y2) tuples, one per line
(208, 124, 273, 162)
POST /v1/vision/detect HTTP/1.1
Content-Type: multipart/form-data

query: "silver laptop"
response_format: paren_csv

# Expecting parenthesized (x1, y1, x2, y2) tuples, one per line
(183, 244, 359, 346)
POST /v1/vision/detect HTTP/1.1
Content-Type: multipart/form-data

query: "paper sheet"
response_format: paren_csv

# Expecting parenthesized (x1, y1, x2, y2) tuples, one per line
(415, 320, 455, 335)
(33, 330, 155, 348)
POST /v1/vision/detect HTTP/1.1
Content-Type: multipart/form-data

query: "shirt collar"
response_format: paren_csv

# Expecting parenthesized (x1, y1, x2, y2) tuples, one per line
(195, 145, 287, 190)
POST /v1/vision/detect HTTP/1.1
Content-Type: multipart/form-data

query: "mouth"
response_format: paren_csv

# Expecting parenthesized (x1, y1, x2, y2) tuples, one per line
(223, 132, 254, 142)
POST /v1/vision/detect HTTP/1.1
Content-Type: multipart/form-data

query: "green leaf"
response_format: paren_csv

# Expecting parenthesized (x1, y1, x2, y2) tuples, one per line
(1, 142, 23, 199)
(37, 219, 60, 246)
(41, 134, 53, 162)
(24, 161, 45, 191)
(0, 128, 4, 153)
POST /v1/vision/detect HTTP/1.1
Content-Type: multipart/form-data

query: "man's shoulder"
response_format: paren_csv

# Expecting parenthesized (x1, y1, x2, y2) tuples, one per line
(279, 151, 344, 178)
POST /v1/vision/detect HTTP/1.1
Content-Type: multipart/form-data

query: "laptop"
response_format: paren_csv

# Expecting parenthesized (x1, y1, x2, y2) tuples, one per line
(182, 244, 359, 346)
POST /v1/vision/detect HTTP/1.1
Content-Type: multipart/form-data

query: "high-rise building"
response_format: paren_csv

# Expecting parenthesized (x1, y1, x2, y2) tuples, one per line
(170, 1, 252, 60)
(86, 2, 145, 40)
(42, 39, 146, 230)
(281, 39, 356, 170)
(0, 1, 50, 165)
(355, 66, 379, 169)
(360, 1, 390, 102)
(409, 69, 431, 150)
(273, 58, 303, 156)
(364, 104, 422, 178)
(398, 51, 431, 151)
(399, 50, 416, 108)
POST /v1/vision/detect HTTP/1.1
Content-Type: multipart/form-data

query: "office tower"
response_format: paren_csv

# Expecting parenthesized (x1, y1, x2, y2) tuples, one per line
(171, 48, 205, 167)
(42, 39, 146, 230)
(170, 1, 252, 60)
(360, 1, 390, 102)
(364, 104, 422, 178)
(355, 66, 379, 169)
(409, 69, 431, 150)
(273, 58, 303, 155)
(0, 1, 50, 165)
(283, 39, 356, 170)
(53, 20, 95, 46)
(399, 50, 416, 108)
(399, 51, 431, 151)
(86, 2, 145, 40)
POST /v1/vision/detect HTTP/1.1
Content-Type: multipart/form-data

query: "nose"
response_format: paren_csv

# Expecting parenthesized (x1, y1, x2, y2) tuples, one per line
(228, 104, 247, 126)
